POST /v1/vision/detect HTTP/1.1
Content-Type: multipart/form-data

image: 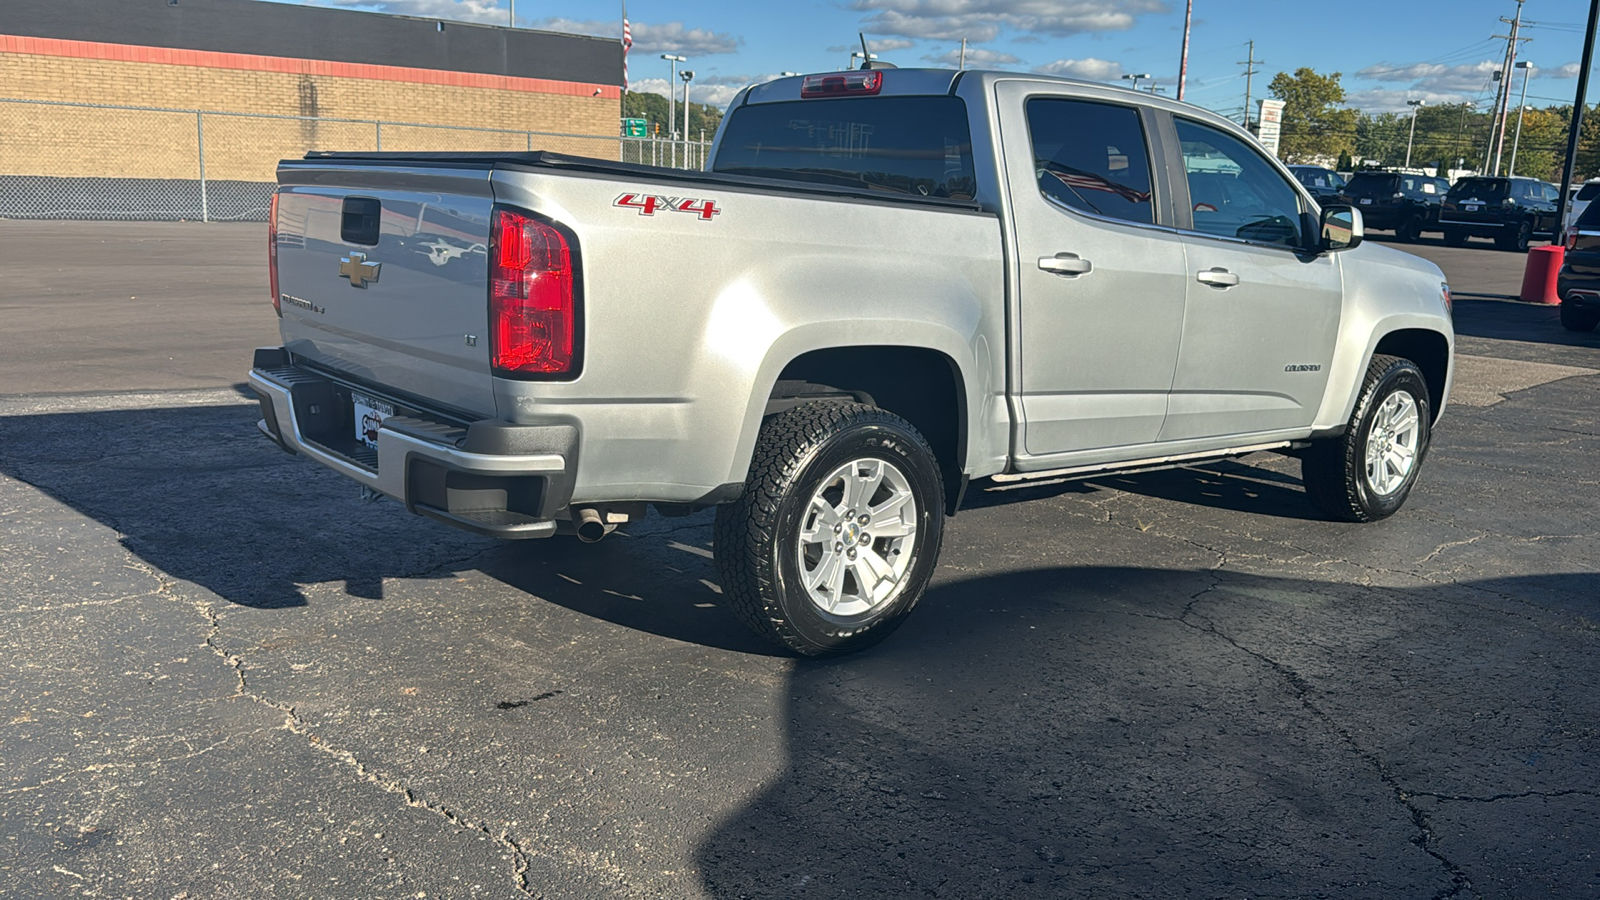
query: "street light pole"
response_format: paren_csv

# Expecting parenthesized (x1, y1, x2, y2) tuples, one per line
(1405, 99, 1425, 169)
(1122, 73, 1152, 93)
(660, 54, 686, 166)
(1509, 60, 1534, 176)
(680, 69, 695, 170)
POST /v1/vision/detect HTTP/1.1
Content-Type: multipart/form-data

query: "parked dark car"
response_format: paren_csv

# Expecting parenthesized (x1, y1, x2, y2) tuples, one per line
(1287, 165, 1347, 201)
(1439, 175, 1561, 252)
(1555, 199, 1600, 332)
(1341, 171, 1448, 242)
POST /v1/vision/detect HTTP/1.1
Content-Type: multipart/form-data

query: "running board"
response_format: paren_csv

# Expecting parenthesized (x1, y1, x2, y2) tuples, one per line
(991, 441, 1294, 484)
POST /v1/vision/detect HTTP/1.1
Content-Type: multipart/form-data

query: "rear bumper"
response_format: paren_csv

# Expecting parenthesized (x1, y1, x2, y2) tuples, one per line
(248, 348, 577, 539)
(1560, 285, 1600, 310)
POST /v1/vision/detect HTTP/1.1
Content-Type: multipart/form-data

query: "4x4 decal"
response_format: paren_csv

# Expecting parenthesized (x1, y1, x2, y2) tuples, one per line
(614, 193, 722, 221)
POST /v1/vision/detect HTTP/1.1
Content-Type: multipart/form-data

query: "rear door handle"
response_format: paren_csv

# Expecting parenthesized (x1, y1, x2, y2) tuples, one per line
(1196, 267, 1240, 288)
(1039, 253, 1093, 276)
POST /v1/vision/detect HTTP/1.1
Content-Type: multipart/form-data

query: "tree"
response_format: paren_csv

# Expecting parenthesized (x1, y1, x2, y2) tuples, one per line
(623, 91, 723, 140)
(1269, 67, 1357, 165)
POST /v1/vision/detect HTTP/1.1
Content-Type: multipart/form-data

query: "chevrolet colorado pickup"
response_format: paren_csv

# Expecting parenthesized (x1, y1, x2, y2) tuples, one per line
(250, 68, 1455, 655)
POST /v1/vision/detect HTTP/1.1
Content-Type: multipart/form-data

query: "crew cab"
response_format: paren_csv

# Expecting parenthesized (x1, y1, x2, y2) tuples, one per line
(250, 69, 1455, 655)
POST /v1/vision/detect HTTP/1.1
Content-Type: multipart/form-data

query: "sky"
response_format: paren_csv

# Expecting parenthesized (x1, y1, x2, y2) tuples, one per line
(263, 0, 1598, 119)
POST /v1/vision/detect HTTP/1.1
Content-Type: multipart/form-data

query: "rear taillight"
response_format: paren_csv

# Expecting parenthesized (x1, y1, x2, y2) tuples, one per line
(801, 70, 883, 98)
(268, 192, 281, 316)
(490, 207, 576, 376)
(1567, 225, 1579, 250)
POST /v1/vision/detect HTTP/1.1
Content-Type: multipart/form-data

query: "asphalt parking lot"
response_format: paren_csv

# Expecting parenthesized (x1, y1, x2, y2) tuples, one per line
(2, 220, 1598, 899)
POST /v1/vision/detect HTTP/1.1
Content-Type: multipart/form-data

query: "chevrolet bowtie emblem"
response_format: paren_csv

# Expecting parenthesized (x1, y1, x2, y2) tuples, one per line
(338, 252, 381, 288)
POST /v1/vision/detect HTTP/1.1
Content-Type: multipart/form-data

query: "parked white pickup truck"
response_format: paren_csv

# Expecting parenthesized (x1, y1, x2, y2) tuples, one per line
(251, 68, 1454, 655)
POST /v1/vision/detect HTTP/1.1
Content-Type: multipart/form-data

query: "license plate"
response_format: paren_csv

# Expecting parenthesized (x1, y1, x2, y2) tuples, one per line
(1359, 198, 1372, 205)
(351, 391, 393, 450)
(1465, 204, 1481, 212)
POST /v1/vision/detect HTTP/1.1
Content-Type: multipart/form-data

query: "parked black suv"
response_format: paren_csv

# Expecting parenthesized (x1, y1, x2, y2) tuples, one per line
(1341, 171, 1449, 242)
(1555, 199, 1600, 332)
(1439, 176, 1561, 252)
(1287, 165, 1347, 202)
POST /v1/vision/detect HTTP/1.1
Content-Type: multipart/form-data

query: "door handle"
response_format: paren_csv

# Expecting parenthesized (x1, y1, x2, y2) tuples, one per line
(1196, 267, 1240, 288)
(1039, 253, 1092, 276)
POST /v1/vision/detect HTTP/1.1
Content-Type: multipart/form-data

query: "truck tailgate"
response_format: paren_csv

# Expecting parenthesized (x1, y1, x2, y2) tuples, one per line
(274, 164, 495, 416)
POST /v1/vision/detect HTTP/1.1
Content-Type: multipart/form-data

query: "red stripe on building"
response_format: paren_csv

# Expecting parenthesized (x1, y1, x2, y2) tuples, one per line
(0, 34, 621, 99)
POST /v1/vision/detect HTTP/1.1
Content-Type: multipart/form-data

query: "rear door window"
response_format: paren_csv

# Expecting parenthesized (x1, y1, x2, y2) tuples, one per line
(1026, 98, 1156, 225)
(712, 96, 976, 199)
(1346, 173, 1399, 197)
(1578, 182, 1600, 201)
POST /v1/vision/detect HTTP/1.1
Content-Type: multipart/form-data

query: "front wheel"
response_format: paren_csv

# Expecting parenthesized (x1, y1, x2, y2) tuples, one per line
(1396, 214, 1423, 243)
(1301, 355, 1433, 523)
(714, 401, 945, 656)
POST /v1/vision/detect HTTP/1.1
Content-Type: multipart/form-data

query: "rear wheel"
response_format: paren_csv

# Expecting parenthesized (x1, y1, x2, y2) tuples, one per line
(1560, 300, 1600, 332)
(1302, 355, 1432, 523)
(1444, 228, 1469, 247)
(714, 401, 945, 656)
(1498, 218, 1533, 252)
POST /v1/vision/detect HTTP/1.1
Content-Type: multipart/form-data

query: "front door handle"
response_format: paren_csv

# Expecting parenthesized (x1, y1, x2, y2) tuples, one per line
(1039, 253, 1093, 276)
(1196, 267, 1240, 288)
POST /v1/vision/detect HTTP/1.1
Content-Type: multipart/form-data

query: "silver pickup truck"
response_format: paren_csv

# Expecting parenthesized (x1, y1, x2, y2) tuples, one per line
(250, 68, 1454, 655)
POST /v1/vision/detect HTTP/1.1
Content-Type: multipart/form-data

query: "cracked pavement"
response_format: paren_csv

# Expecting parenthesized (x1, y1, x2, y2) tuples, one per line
(1, 225, 1598, 898)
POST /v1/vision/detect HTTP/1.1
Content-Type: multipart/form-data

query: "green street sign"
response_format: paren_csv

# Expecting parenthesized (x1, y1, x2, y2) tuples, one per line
(621, 117, 648, 137)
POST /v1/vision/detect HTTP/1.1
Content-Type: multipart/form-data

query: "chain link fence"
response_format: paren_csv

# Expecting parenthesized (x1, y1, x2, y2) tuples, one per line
(0, 97, 712, 222)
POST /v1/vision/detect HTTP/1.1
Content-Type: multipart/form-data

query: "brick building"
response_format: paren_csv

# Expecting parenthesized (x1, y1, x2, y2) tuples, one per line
(0, 0, 624, 218)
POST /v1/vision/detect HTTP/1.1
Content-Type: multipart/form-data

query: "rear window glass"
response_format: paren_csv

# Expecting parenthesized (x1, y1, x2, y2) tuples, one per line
(1578, 182, 1600, 201)
(1448, 178, 1509, 202)
(712, 97, 976, 200)
(1345, 173, 1398, 195)
(1576, 197, 1600, 228)
(1027, 98, 1155, 225)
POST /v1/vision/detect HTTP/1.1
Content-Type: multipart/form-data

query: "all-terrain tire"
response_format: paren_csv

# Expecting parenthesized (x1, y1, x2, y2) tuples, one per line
(1559, 300, 1600, 332)
(1301, 355, 1433, 523)
(713, 401, 945, 656)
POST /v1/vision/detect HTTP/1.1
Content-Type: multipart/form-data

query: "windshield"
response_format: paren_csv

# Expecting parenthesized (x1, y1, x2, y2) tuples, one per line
(1448, 178, 1509, 203)
(1345, 173, 1399, 197)
(712, 97, 976, 199)
(1578, 182, 1600, 202)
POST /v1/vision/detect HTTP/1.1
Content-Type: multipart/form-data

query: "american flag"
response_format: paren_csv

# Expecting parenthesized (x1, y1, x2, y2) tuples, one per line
(621, 13, 633, 91)
(1044, 166, 1151, 205)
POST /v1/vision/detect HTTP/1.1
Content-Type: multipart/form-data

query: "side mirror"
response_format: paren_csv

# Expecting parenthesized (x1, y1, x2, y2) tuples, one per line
(1321, 204, 1364, 251)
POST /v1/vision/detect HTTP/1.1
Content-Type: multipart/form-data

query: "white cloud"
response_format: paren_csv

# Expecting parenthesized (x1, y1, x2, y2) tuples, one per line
(1356, 60, 1500, 94)
(315, 0, 508, 25)
(852, 0, 1167, 42)
(1345, 88, 1474, 114)
(923, 47, 1022, 67)
(826, 38, 918, 53)
(1033, 57, 1123, 81)
(533, 18, 742, 56)
(1548, 62, 1583, 79)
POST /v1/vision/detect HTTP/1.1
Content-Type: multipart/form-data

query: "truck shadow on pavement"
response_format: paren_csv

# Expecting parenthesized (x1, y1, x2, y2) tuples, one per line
(691, 565, 1600, 899)
(1452, 297, 1600, 350)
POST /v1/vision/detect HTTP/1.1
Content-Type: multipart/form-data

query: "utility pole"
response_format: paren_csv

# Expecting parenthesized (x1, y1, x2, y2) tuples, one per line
(1238, 40, 1262, 131)
(508, 0, 514, 28)
(959, 38, 967, 69)
(1557, 0, 1599, 231)
(1491, 0, 1530, 175)
(1178, 0, 1193, 101)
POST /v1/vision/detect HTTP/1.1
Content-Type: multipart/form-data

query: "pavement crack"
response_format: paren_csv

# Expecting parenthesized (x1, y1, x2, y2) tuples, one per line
(1408, 788, 1600, 803)
(1175, 600, 1474, 898)
(1416, 533, 1490, 565)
